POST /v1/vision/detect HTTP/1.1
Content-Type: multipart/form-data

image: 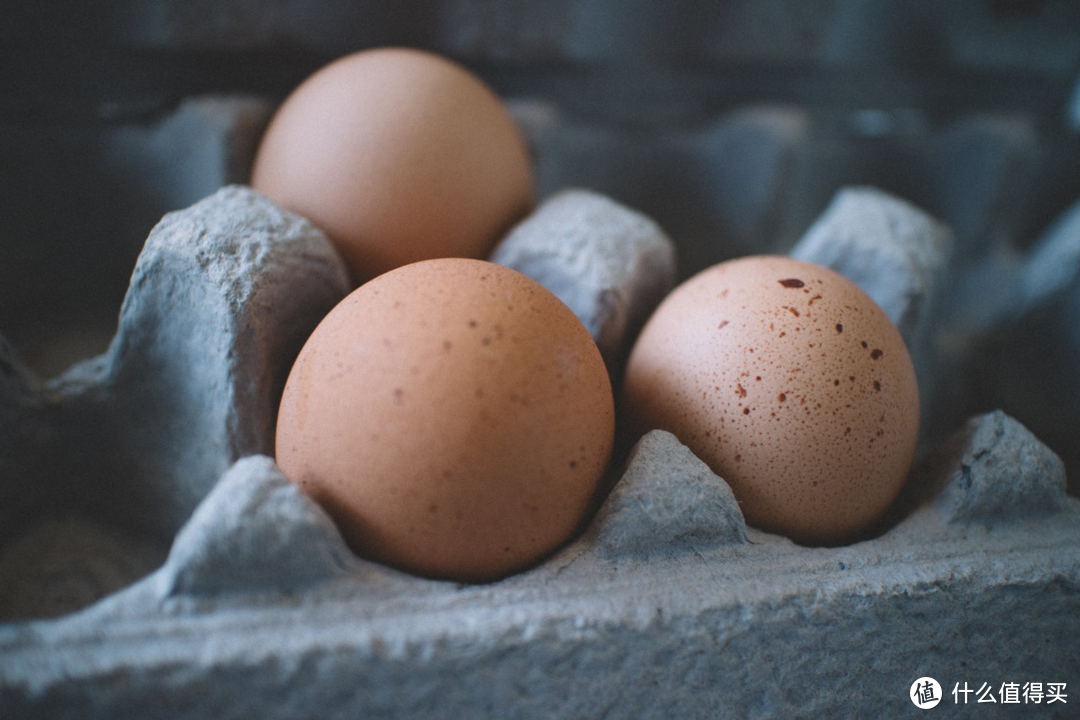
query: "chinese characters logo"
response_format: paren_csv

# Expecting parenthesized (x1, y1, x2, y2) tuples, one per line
(911, 677, 942, 709)
(909, 677, 1068, 709)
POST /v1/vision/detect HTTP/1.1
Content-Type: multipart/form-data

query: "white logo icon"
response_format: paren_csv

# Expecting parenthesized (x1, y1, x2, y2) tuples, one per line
(911, 677, 943, 709)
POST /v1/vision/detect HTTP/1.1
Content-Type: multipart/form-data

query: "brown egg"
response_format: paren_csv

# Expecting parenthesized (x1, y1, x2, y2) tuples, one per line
(623, 255, 919, 544)
(251, 47, 534, 285)
(276, 258, 614, 582)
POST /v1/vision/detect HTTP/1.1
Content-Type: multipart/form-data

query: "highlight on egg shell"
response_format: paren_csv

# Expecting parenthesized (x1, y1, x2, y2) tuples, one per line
(623, 255, 920, 545)
(275, 258, 615, 583)
(251, 47, 534, 286)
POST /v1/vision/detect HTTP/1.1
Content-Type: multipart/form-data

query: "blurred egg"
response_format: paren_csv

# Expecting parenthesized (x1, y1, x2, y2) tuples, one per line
(251, 47, 534, 285)
(275, 258, 614, 582)
(623, 255, 919, 544)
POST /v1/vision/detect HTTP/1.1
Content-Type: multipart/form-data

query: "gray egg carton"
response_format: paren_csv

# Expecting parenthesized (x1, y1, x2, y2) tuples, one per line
(2, 175, 1078, 718)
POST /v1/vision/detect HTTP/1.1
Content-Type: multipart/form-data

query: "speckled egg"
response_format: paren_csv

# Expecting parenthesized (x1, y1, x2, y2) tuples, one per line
(275, 258, 614, 582)
(623, 255, 919, 544)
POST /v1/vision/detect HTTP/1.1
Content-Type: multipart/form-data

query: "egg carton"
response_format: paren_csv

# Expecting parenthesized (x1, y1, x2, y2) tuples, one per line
(1, 166, 1078, 716)
(7, 92, 1080, 465)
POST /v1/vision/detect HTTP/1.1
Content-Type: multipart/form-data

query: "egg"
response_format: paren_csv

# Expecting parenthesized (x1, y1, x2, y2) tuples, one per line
(623, 255, 919, 544)
(275, 258, 614, 582)
(251, 47, 534, 285)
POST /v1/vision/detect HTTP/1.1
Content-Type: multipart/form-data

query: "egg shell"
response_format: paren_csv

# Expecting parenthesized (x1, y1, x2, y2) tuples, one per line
(275, 258, 615, 582)
(251, 47, 534, 285)
(623, 255, 919, 544)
